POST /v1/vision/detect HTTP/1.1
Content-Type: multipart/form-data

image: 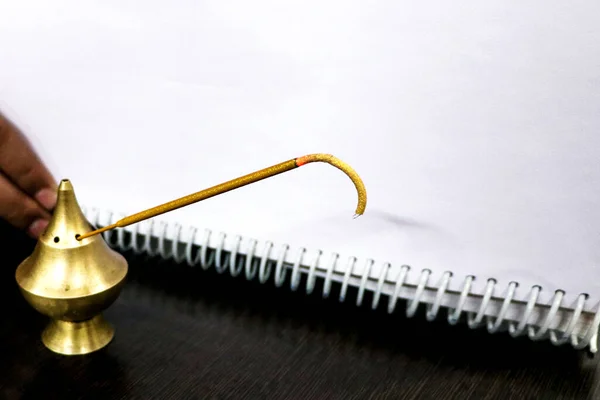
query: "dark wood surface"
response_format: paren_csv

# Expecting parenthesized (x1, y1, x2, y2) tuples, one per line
(1, 220, 600, 399)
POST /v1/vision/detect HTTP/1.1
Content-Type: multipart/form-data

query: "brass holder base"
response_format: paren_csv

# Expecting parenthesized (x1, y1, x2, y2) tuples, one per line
(41, 314, 115, 356)
(16, 179, 128, 356)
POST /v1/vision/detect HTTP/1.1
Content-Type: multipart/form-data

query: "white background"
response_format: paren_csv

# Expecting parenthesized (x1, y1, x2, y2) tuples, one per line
(1, 0, 599, 309)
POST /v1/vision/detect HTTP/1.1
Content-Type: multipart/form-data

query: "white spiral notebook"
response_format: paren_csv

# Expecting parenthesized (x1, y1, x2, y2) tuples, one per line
(2, 1, 600, 352)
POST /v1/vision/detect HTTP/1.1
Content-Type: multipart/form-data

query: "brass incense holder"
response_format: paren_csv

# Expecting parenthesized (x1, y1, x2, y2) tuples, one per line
(15, 153, 366, 356)
(15, 179, 128, 355)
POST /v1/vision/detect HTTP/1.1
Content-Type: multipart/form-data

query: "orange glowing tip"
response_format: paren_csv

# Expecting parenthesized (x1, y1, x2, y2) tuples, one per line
(76, 153, 367, 240)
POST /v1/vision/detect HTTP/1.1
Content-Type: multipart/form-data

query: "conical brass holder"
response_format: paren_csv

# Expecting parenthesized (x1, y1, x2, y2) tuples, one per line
(15, 179, 128, 356)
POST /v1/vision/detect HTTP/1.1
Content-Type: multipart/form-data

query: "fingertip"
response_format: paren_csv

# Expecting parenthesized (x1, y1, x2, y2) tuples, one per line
(35, 188, 57, 211)
(28, 218, 49, 239)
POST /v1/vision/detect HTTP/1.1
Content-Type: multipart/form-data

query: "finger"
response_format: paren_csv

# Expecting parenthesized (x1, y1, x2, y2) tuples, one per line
(0, 172, 51, 238)
(0, 112, 57, 210)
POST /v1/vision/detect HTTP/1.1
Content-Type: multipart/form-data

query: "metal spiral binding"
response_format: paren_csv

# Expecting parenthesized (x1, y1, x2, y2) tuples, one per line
(82, 207, 600, 353)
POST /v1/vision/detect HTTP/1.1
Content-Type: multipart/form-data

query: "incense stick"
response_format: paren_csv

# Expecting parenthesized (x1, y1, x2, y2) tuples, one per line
(77, 153, 367, 240)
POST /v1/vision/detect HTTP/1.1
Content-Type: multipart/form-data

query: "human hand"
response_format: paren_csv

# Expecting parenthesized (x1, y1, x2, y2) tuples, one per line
(0, 112, 57, 238)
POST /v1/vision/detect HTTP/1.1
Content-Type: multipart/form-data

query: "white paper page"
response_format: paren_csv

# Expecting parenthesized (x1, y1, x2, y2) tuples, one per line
(1, 0, 599, 311)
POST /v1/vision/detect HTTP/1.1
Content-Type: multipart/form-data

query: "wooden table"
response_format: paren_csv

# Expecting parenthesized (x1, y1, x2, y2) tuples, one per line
(1, 220, 599, 399)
